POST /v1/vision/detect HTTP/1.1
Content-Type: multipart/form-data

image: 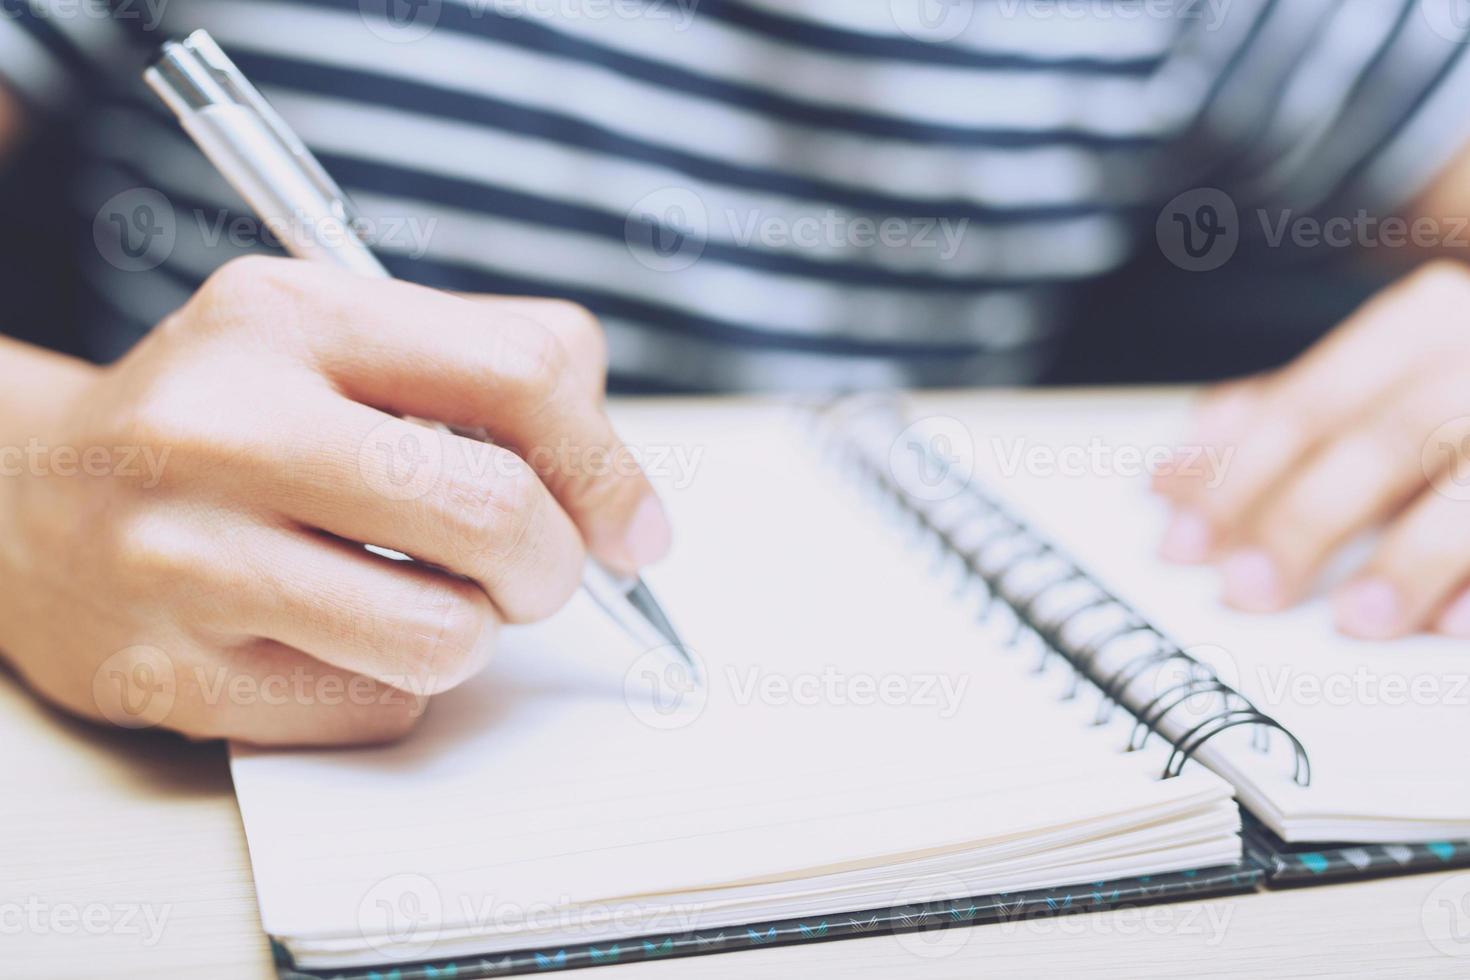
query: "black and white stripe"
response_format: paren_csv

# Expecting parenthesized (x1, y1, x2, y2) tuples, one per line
(2, 0, 1467, 389)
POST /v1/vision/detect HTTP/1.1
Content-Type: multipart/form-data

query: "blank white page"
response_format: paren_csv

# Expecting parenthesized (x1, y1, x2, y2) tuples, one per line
(936, 389, 1470, 841)
(230, 399, 1235, 962)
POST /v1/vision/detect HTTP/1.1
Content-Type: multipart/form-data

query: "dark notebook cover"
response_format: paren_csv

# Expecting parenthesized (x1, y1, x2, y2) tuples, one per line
(1242, 812, 1470, 885)
(271, 817, 1470, 980)
(274, 861, 1263, 979)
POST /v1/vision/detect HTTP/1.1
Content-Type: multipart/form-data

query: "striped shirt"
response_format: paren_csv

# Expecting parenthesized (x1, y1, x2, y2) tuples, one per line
(2, 0, 1469, 390)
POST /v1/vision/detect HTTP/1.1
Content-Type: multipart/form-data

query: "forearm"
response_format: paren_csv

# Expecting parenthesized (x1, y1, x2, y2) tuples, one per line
(0, 334, 96, 674)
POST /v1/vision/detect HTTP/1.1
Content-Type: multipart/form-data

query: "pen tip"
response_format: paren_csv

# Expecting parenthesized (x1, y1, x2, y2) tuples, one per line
(625, 578, 701, 686)
(674, 642, 702, 687)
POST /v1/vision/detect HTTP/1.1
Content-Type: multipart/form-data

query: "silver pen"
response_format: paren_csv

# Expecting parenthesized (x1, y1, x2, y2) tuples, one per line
(144, 30, 695, 679)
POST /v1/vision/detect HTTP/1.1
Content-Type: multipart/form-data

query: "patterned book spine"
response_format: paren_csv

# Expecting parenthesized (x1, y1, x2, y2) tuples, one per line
(1241, 813, 1470, 884)
(274, 863, 1264, 980)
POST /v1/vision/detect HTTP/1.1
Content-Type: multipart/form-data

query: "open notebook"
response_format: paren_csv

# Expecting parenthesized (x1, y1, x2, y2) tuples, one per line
(931, 392, 1470, 845)
(232, 394, 1469, 977)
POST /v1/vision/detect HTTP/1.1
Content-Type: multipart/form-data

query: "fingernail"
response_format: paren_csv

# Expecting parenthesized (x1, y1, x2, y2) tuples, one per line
(1437, 591, 1470, 637)
(1222, 550, 1286, 612)
(1160, 509, 1214, 563)
(1334, 578, 1404, 640)
(624, 495, 672, 567)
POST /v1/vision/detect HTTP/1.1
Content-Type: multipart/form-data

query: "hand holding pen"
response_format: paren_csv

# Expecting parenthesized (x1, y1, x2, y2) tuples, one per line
(0, 34, 690, 749)
(145, 32, 695, 674)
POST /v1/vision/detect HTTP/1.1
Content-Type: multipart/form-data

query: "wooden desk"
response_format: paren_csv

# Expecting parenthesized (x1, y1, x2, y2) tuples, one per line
(4, 391, 1469, 978)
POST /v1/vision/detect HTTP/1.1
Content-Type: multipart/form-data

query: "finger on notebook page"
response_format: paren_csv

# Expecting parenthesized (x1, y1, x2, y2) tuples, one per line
(261, 397, 586, 625)
(1157, 298, 1457, 557)
(1153, 375, 1268, 497)
(1220, 371, 1467, 612)
(1334, 477, 1470, 640)
(1434, 586, 1470, 637)
(174, 640, 429, 747)
(294, 272, 668, 573)
(228, 524, 502, 695)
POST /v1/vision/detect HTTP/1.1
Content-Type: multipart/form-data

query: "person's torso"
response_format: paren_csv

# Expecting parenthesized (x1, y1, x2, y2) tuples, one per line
(73, 0, 1346, 389)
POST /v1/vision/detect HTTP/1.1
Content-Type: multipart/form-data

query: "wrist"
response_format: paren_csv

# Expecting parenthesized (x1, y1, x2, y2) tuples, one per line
(0, 337, 99, 582)
(0, 336, 97, 442)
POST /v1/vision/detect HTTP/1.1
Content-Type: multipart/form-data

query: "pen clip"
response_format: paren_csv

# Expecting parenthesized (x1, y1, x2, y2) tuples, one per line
(157, 30, 368, 234)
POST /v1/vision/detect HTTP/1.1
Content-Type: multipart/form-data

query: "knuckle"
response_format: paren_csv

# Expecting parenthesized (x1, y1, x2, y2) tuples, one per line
(397, 580, 493, 692)
(1401, 261, 1470, 333)
(190, 256, 314, 338)
(436, 468, 502, 557)
(546, 300, 607, 368)
(1264, 485, 1332, 549)
(431, 451, 580, 623)
(152, 306, 197, 346)
(509, 531, 584, 623)
(199, 255, 290, 305)
(441, 450, 539, 563)
(111, 513, 207, 592)
(500, 323, 570, 412)
(1410, 258, 1470, 299)
(562, 447, 640, 520)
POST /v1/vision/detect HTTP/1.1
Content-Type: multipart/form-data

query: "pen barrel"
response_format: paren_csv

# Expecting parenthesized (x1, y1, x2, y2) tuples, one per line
(143, 34, 688, 661)
(166, 100, 388, 279)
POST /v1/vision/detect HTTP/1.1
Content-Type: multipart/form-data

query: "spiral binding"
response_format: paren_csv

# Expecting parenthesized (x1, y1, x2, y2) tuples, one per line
(816, 396, 1311, 788)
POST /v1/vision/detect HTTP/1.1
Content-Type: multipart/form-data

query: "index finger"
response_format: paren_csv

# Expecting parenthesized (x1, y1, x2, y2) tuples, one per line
(235, 258, 672, 573)
(1160, 264, 1469, 539)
